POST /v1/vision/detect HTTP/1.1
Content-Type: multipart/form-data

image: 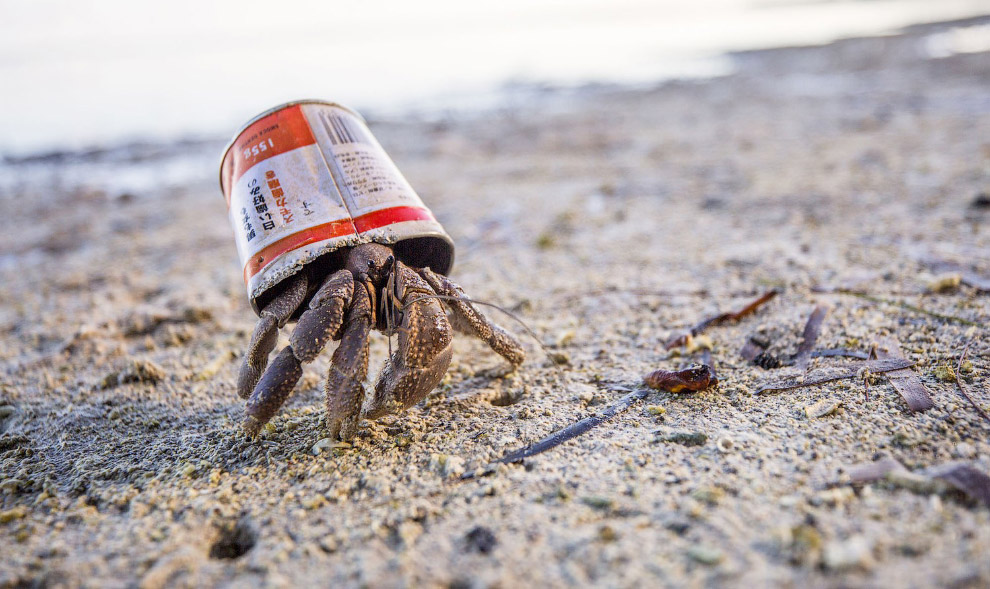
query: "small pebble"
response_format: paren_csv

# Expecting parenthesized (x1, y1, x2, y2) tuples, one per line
(823, 536, 874, 571)
(805, 399, 841, 419)
(686, 544, 724, 566)
(654, 430, 707, 446)
(953, 442, 976, 459)
(312, 438, 333, 455)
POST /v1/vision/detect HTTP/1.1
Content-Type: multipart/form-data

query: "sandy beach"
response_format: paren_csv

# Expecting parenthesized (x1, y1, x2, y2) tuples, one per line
(2, 16, 989, 588)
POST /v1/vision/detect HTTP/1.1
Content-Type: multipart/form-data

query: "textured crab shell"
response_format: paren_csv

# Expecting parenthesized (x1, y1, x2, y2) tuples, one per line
(219, 100, 454, 314)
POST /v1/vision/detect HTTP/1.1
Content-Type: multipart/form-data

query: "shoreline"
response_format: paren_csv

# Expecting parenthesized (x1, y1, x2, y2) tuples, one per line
(2, 13, 988, 164)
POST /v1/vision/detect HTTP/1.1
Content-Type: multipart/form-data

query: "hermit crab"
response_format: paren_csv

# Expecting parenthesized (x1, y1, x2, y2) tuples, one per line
(220, 100, 524, 440)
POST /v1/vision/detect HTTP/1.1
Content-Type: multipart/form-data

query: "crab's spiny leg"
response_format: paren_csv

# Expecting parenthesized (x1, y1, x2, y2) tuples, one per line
(364, 264, 453, 420)
(418, 268, 525, 366)
(243, 347, 302, 436)
(236, 273, 308, 399)
(325, 281, 374, 441)
(241, 270, 354, 437)
(290, 269, 353, 362)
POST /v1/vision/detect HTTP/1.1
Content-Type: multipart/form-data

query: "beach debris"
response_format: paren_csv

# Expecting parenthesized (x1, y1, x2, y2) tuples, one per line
(644, 364, 718, 393)
(754, 358, 914, 394)
(920, 257, 990, 292)
(581, 496, 615, 511)
(952, 334, 990, 426)
(665, 290, 778, 349)
(754, 351, 782, 369)
(311, 438, 334, 455)
(654, 429, 707, 446)
(483, 387, 651, 468)
(844, 458, 990, 507)
(793, 304, 829, 369)
(927, 273, 962, 293)
(463, 526, 497, 554)
(804, 398, 841, 418)
(847, 457, 908, 484)
(811, 273, 878, 295)
(812, 348, 869, 360)
(739, 337, 766, 362)
(871, 337, 933, 412)
(925, 462, 990, 507)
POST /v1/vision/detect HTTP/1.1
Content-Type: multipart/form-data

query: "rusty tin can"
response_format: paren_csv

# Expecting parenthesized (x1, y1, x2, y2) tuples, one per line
(220, 100, 454, 314)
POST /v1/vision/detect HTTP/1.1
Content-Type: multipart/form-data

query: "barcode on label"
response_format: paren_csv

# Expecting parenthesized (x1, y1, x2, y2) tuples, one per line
(321, 111, 369, 146)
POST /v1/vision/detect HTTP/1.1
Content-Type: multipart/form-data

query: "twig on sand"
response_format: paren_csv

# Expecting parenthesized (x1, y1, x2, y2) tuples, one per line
(812, 348, 869, 360)
(872, 336, 933, 412)
(793, 304, 830, 370)
(464, 364, 722, 477)
(754, 358, 914, 395)
(665, 290, 779, 349)
(842, 458, 990, 508)
(842, 292, 982, 328)
(954, 334, 990, 426)
(490, 387, 652, 468)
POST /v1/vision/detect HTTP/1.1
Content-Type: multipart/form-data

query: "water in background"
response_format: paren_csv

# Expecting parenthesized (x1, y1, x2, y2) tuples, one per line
(3, 0, 989, 156)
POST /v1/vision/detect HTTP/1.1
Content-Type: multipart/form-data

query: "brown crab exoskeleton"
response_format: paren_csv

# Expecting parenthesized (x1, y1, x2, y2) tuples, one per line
(236, 242, 525, 441)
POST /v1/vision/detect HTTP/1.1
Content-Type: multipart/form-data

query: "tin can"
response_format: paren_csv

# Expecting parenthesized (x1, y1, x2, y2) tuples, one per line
(219, 100, 454, 314)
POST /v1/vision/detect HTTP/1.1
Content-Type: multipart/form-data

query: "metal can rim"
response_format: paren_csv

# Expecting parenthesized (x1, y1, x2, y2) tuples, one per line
(218, 99, 365, 194)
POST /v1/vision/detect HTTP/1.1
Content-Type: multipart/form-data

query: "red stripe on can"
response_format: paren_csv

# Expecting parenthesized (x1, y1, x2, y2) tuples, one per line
(221, 104, 316, 206)
(243, 219, 358, 282)
(353, 206, 436, 233)
(243, 206, 437, 282)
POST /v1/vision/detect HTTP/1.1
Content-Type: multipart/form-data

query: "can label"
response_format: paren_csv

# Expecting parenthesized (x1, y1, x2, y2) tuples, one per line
(220, 102, 453, 308)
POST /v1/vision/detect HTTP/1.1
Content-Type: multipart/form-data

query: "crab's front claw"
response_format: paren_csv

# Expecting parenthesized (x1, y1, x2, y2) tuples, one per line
(363, 264, 453, 420)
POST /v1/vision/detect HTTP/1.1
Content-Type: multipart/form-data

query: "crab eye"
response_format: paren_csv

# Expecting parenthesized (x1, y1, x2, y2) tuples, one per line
(367, 260, 375, 269)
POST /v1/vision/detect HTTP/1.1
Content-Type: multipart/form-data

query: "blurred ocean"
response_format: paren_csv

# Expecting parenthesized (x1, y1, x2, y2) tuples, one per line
(2, 0, 989, 155)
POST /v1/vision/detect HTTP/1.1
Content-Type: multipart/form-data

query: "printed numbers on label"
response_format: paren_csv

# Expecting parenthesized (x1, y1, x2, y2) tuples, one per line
(243, 138, 275, 159)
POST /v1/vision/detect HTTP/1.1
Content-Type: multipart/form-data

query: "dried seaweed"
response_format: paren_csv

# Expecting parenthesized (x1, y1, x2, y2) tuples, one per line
(644, 364, 719, 393)
(954, 334, 990, 426)
(793, 305, 829, 370)
(872, 336, 933, 412)
(739, 338, 767, 362)
(665, 290, 779, 349)
(846, 458, 907, 484)
(845, 459, 990, 508)
(754, 358, 914, 394)
(926, 462, 990, 507)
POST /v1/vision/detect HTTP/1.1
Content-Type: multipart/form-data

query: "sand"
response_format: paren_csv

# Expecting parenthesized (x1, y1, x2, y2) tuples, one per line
(2, 16, 989, 588)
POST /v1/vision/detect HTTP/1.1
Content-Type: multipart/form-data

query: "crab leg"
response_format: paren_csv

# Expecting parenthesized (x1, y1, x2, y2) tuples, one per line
(236, 273, 309, 399)
(242, 269, 353, 437)
(418, 268, 525, 366)
(325, 281, 374, 440)
(364, 264, 453, 420)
